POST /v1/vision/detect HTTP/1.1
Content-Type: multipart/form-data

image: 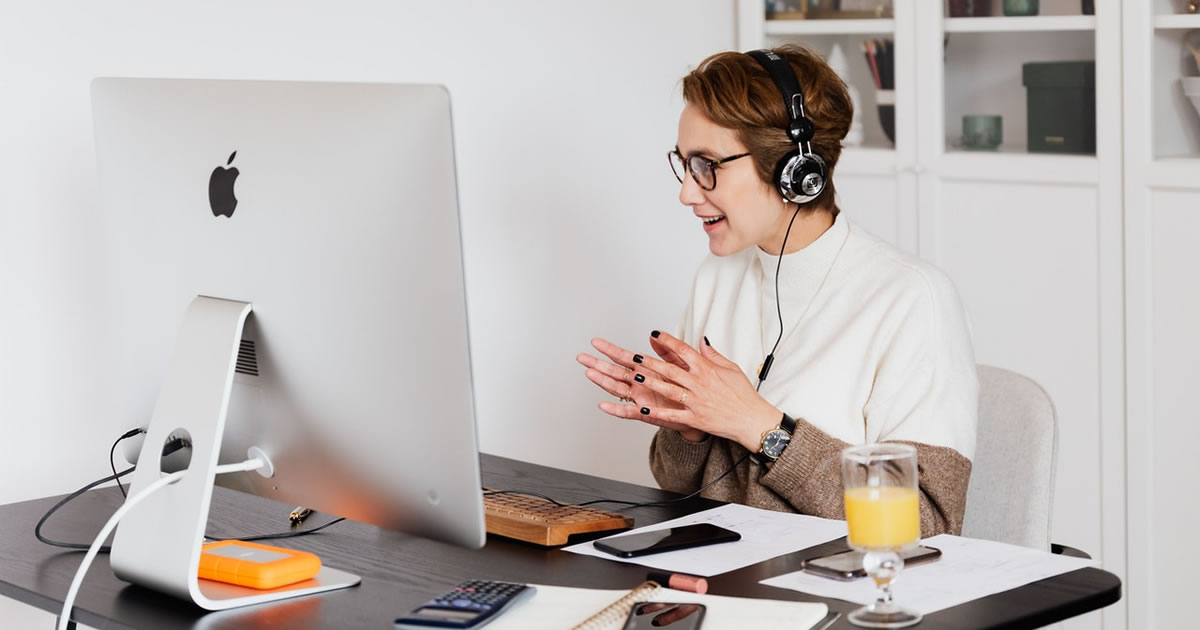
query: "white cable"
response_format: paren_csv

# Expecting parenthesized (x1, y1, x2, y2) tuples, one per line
(56, 456, 266, 630)
(57, 469, 184, 630)
(214, 456, 265, 475)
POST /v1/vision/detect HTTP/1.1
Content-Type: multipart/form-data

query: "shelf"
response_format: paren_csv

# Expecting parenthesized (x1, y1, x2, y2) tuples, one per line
(764, 18, 895, 36)
(938, 151, 1098, 185)
(1146, 158, 1200, 189)
(943, 16, 1097, 33)
(1153, 14, 1200, 30)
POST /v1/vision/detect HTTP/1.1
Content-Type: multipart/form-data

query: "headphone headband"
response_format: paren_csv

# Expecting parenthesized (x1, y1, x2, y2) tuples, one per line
(746, 49, 827, 205)
(747, 49, 814, 155)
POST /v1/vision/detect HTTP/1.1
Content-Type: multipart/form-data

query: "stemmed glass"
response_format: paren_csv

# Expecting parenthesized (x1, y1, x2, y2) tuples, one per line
(841, 443, 922, 628)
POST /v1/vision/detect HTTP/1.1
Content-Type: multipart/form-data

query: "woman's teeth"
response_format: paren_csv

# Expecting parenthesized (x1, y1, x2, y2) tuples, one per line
(703, 216, 725, 225)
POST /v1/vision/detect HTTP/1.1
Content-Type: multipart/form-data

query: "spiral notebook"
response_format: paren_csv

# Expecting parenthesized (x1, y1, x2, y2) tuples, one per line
(485, 580, 828, 630)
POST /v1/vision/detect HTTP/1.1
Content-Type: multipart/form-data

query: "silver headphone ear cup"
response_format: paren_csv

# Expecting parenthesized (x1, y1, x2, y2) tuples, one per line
(777, 153, 826, 205)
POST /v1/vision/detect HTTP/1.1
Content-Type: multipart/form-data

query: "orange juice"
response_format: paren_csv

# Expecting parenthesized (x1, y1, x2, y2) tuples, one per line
(844, 486, 920, 549)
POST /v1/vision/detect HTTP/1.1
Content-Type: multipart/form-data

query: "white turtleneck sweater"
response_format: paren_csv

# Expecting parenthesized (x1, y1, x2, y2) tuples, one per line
(649, 213, 978, 535)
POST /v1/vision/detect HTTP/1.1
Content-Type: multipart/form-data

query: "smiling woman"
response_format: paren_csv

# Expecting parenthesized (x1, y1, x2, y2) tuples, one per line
(576, 45, 979, 538)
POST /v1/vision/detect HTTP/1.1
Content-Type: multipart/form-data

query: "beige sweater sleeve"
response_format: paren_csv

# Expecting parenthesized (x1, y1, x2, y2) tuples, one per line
(759, 419, 972, 536)
(649, 421, 972, 537)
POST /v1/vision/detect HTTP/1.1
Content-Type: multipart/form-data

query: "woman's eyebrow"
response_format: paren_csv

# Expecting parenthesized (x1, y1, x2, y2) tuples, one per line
(676, 144, 720, 157)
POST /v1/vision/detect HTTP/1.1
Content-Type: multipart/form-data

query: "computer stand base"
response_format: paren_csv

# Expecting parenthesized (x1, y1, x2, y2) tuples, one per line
(109, 296, 360, 610)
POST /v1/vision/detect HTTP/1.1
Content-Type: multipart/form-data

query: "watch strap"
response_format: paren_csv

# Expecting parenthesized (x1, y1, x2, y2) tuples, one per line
(780, 412, 797, 435)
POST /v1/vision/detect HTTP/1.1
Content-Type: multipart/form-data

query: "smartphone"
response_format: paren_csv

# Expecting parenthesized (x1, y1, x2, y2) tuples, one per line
(622, 602, 707, 630)
(594, 523, 741, 558)
(800, 545, 942, 581)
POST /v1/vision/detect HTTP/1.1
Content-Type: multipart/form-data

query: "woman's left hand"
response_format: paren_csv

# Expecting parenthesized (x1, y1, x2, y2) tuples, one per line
(627, 331, 782, 452)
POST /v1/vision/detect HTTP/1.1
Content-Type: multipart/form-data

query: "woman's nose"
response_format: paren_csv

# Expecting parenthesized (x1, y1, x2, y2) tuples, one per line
(678, 173, 706, 206)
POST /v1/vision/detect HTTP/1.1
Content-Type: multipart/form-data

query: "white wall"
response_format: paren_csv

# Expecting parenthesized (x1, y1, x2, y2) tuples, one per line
(0, 0, 735, 502)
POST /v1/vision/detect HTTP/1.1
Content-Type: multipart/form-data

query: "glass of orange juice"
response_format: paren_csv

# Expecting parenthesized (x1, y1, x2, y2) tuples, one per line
(841, 443, 922, 628)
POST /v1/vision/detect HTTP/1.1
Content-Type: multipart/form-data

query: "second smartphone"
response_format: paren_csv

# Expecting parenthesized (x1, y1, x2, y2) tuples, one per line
(622, 602, 706, 630)
(800, 545, 942, 581)
(594, 523, 741, 558)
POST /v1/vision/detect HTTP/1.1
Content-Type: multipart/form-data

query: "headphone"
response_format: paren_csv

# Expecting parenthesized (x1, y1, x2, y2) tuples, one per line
(747, 49, 827, 206)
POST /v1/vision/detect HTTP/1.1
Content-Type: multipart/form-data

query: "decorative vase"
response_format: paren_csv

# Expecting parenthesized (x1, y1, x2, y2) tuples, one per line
(1003, 0, 1039, 16)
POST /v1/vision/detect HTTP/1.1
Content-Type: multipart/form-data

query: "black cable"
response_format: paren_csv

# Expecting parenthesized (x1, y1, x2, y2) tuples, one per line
(756, 204, 804, 391)
(577, 454, 751, 509)
(109, 428, 144, 498)
(204, 517, 346, 543)
(483, 489, 570, 507)
(36, 466, 135, 553)
(482, 453, 753, 512)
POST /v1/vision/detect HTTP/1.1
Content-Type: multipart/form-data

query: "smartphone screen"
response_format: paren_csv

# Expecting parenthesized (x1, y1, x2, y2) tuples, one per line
(800, 545, 942, 580)
(622, 602, 706, 630)
(594, 523, 741, 558)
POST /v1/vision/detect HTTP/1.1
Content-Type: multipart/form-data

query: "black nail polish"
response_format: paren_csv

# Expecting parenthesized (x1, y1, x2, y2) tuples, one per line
(651, 330, 661, 338)
(633, 354, 644, 364)
(640, 407, 650, 415)
(635, 373, 645, 383)
(704, 336, 711, 346)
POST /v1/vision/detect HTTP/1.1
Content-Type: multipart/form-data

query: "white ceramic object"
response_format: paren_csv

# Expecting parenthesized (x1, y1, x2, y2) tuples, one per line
(1183, 77, 1200, 123)
(828, 42, 865, 146)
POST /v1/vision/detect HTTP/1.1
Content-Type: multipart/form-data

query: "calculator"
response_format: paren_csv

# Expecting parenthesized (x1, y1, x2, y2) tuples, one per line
(394, 580, 536, 629)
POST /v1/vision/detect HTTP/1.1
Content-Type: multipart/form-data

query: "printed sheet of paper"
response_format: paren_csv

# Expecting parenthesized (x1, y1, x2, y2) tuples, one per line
(564, 503, 847, 577)
(760, 533, 1098, 615)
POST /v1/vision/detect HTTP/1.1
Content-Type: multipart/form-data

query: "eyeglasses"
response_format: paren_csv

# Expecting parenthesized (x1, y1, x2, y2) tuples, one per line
(668, 149, 751, 191)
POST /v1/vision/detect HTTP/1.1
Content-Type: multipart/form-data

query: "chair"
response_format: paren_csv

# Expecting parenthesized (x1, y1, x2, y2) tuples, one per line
(961, 364, 1058, 551)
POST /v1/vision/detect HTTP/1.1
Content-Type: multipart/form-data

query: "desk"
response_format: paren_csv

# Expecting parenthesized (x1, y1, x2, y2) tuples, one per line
(0, 454, 1120, 629)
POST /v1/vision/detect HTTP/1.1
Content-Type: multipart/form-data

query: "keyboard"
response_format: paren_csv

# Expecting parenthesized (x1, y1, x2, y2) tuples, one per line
(482, 489, 634, 546)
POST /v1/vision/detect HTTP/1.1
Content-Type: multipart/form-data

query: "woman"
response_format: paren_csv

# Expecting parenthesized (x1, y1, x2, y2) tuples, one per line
(576, 45, 977, 536)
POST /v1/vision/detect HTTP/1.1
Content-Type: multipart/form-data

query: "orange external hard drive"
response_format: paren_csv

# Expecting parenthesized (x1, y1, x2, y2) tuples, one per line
(198, 540, 322, 590)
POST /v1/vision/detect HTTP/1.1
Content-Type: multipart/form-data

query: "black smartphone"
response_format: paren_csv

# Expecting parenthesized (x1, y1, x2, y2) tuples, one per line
(800, 545, 942, 581)
(622, 602, 707, 630)
(594, 523, 741, 558)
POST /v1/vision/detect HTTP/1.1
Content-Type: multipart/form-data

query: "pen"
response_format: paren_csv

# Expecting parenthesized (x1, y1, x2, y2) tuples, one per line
(646, 571, 708, 594)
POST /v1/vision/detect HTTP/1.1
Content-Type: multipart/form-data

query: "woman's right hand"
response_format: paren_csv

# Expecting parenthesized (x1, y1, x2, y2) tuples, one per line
(576, 337, 707, 441)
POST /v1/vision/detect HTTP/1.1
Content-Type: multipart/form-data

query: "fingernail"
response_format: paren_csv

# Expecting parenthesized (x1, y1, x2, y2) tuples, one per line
(633, 354, 644, 364)
(704, 336, 711, 346)
(651, 330, 661, 338)
(635, 373, 645, 383)
(640, 407, 651, 415)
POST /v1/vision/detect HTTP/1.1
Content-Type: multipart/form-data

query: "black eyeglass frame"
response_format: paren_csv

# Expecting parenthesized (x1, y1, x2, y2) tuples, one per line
(668, 149, 752, 191)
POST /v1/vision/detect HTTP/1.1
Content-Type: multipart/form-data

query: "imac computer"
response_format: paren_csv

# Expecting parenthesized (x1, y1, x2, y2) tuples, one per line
(90, 78, 485, 610)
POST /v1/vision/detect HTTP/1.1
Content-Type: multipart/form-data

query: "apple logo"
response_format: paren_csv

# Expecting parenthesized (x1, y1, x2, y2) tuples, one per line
(208, 151, 240, 217)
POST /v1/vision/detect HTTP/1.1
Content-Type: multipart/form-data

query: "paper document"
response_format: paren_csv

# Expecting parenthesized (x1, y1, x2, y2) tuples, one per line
(761, 533, 1098, 615)
(565, 503, 847, 576)
(486, 583, 829, 630)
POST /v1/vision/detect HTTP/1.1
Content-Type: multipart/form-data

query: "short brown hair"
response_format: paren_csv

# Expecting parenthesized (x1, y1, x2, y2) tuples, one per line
(681, 45, 852, 211)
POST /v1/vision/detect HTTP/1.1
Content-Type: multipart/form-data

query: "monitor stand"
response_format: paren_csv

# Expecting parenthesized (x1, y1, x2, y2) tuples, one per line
(109, 296, 360, 610)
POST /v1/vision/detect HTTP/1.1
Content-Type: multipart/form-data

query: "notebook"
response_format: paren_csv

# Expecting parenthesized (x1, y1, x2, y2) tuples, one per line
(484, 580, 828, 630)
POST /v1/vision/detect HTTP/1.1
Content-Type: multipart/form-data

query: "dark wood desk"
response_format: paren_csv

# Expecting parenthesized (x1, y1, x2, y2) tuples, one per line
(0, 454, 1120, 629)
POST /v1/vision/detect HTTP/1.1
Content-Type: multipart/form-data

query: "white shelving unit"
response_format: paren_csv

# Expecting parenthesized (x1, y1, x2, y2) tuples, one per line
(764, 18, 894, 35)
(1152, 13, 1200, 29)
(739, 3, 1130, 630)
(943, 15, 1096, 33)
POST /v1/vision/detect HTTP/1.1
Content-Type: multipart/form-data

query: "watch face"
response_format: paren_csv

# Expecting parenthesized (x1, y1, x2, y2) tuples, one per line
(762, 429, 791, 459)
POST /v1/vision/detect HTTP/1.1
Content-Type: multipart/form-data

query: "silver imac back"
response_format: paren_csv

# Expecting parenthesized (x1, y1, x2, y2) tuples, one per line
(91, 78, 485, 573)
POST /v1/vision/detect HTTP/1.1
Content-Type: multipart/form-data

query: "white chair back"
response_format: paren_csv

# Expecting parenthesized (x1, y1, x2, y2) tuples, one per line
(962, 365, 1058, 550)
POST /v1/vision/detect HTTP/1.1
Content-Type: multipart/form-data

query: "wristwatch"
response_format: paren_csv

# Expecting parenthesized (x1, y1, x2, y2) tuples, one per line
(753, 413, 797, 465)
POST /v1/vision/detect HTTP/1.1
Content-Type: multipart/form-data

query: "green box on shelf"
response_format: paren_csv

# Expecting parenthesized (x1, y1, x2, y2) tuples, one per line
(1021, 61, 1096, 154)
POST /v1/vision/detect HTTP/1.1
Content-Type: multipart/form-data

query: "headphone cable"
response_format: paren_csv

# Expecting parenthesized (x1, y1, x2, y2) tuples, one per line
(756, 203, 803, 391)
